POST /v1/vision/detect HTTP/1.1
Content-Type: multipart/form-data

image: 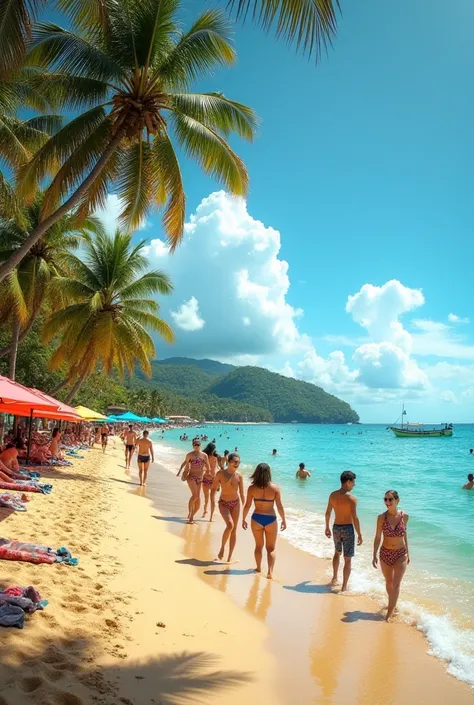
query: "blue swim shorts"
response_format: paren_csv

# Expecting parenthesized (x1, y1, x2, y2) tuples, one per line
(333, 524, 355, 558)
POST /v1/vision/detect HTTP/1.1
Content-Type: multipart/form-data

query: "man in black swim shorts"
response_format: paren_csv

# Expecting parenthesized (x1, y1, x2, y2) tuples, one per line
(124, 425, 137, 470)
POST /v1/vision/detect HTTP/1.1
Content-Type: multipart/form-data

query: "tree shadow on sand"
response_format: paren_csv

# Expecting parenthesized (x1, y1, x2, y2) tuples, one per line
(283, 581, 334, 594)
(0, 632, 253, 705)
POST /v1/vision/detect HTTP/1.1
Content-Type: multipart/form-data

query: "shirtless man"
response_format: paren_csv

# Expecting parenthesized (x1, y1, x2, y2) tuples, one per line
(136, 430, 154, 486)
(462, 473, 474, 490)
(212, 453, 245, 563)
(296, 462, 311, 480)
(324, 470, 363, 591)
(124, 425, 137, 469)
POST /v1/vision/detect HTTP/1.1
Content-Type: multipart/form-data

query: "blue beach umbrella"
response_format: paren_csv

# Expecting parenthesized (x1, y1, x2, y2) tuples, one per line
(152, 417, 167, 424)
(113, 411, 144, 422)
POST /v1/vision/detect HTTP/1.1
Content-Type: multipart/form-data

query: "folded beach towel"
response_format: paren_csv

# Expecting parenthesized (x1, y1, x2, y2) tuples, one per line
(0, 494, 28, 512)
(0, 539, 78, 566)
(0, 601, 24, 628)
(0, 481, 52, 494)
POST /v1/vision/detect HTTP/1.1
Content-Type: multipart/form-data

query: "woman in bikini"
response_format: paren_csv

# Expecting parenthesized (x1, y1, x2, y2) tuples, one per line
(179, 439, 210, 524)
(202, 442, 218, 521)
(242, 463, 286, 579)
(212, 453, 245, 562)
(372, 489, 410, 622)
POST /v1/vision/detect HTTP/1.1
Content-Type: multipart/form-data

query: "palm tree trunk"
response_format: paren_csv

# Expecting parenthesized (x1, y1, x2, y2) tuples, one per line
(8, 317, 20, 380)
(0, 131, 124, 285)
(0, 313, 37, 359)
(65, 370, 89, 405)
(48, 378, 69, 396)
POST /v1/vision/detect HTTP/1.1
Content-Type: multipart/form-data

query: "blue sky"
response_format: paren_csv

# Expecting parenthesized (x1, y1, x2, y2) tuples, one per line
(48, 0, 474, 422)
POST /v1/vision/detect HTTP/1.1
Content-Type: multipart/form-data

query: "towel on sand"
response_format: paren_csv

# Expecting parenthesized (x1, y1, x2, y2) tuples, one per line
(0, 494, 28, 511)
(0, 481, 52, 494)
(0, 539, 78, 565)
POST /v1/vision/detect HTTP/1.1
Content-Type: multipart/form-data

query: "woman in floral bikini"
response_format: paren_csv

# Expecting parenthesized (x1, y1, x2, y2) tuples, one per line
(372, 489, 410, 622)
(212, 453, 245, 563)
(179, 439, 210, 524)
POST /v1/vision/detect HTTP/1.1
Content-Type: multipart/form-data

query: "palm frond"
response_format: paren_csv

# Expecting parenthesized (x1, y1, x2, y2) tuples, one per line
(150, 132, 185, 249)
(169, 93, 258, 140)
(157, 9, 235, 89)
(118, 270, 173, 299)
(0, 0, 45, 75)
(227, 0, 339, 60)
(133, 0, 179, 70)
(116, 140, 156, 231)
(172, 113, 248, 196)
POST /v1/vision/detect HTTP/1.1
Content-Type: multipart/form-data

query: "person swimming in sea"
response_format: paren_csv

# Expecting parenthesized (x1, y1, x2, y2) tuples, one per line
(242, 463, 286, 579)
(271, 449, 277, 456)
(295, 462, 311, 480)
(463, 473, 474, 490)
(372, 489, 410, 622)
(212, 453, 244, 562)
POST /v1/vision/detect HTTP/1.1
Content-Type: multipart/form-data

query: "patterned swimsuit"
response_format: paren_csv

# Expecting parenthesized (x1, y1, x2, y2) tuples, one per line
(380, 512, 407, 566)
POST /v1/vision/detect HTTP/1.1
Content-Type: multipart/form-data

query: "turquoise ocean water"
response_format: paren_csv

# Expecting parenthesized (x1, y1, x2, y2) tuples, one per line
(151, 423, 474, 687)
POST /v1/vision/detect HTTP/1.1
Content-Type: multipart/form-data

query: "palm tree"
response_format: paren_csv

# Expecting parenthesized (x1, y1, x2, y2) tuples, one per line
(0, 196, 104, 379)
(0, 1, 259, 284)
(42, 228, 174, 403)
(0, 1, 339, 76)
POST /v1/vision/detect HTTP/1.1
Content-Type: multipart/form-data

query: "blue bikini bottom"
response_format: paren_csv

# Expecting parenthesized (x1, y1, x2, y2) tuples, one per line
(252, 513, 277, 527)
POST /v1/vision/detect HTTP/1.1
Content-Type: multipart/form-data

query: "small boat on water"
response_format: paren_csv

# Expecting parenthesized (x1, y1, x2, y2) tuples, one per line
(388, 405, 453, 437)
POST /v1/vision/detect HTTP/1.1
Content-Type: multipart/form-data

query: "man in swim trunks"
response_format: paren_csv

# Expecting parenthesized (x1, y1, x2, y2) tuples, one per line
(324, 470, 363, 591)
(212, 453, 245, 563)
(463, 473, 474, 490)
(124, 425, 137, 469)
(101, 425, 109, 453)
(136, 431, 154, 486)
(296, 462, 311, 479)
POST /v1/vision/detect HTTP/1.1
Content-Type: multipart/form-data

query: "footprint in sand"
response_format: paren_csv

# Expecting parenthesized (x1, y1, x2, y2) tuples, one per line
(45, 668, 64, 683)
(19, 676, 44, 693)
(54, 692, 83, 705)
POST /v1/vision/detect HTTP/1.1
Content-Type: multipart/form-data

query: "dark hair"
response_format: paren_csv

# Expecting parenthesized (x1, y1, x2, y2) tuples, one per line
(227, 452, 240, 463)
(340, 470, 356, 484)
(203, 442, 216, 457)
(468, 474, 474, 482)
(5, 443, 15, 449)
(143, 430, 149, 436)
(384, 489, 400, 500)
(192, 438, 201, 446)
(299, 462, 305, 469)
(250, 462, 272, 489)
(129, 424, 133, 429)
(52, 428, 60, 438)
(224, 450, 229, 456)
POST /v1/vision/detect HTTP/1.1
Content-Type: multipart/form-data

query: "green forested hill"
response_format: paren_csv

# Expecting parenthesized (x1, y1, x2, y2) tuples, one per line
(205, 366, 359, 423)
(134, 359, 359, 424)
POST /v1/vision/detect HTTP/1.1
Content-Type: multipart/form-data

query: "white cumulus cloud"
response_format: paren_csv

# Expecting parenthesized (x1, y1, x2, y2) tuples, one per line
(171, 297, 205, 332)
(448, 313, 469, 324)
(353, 342, 428, 389)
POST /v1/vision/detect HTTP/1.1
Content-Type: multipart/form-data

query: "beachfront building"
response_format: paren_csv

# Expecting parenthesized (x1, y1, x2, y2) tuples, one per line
(166, 415, 194, 425)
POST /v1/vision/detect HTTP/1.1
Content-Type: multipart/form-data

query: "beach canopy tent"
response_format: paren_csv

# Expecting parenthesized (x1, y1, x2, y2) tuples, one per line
(29, 390, 82, 422)
(74, 405, 107, 421)
(152, 417, 167, 423)
(0, 376, 59, 414)
(138, 416, 152, 423)
(113, 411, 144, 422)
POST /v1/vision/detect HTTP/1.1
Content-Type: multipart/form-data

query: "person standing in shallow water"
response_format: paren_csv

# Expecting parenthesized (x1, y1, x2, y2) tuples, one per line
(212, 453, 244, 562)
(242, 463, 286, 579)
(372, 490, 410, 622)
(295, 463, 311, 479)
(324, 470, 363, 591)
(463, 473, 474, 489)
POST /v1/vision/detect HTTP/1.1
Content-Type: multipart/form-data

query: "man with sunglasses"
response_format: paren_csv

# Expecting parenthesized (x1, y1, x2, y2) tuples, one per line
(325, 470, 363, 591)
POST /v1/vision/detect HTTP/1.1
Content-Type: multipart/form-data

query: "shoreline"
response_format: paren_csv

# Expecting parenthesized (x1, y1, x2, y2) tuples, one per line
(0, 444, 472, 704)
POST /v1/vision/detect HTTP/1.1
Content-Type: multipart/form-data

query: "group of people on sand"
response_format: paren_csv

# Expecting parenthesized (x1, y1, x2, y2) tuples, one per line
(120, 424, 154, 486)
(176, 438, 410, 621)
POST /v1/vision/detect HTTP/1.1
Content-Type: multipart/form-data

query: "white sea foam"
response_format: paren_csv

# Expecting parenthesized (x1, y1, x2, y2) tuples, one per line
(281, 505, 474, 690)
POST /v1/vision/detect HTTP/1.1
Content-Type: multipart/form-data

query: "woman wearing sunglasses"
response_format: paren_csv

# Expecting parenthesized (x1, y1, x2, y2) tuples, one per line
(372, 490, 410, 622)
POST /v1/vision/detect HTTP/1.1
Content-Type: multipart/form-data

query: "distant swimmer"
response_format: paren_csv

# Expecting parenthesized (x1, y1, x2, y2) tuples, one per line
(470, 449, 474, 455)
(463, 473, 474, 490)
(271, 449, 277, 456)
(136, 430, 154, 486)
(324, 471, 362, 592)
(295, 463, 311, 480)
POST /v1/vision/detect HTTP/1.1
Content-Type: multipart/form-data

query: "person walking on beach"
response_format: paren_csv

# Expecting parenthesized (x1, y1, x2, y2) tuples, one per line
(136, 430, 154, 486)
(101, 425, 109, 453)
(124, 425, 137, 469)
(296, 463, 311, 480)
(218, 449, 229, 470)
(325, 471, 362, 591)
(180, 439, 211, 524)
(463, 473, 474, 489)
(202, 442, 218, 520)
(212, 453, 245, 562)
(242, 463, 286, 579)
(372, 490, 410, 622)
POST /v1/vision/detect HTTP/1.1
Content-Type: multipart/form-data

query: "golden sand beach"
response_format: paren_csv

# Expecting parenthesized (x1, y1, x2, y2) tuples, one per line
(0, 446, 472, 705)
